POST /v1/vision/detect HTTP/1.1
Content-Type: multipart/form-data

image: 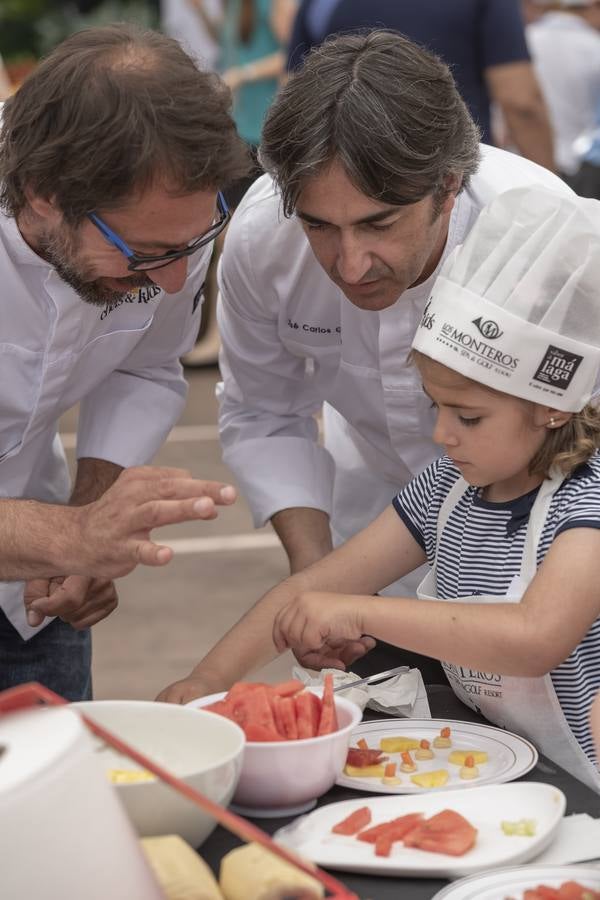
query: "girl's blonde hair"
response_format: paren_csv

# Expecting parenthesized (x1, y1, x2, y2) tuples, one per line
(411, 350, 600, 478)
(530, 403, 600, 479)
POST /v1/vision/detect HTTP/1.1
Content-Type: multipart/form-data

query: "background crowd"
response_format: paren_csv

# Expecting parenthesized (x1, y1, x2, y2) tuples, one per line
(1, 1, 599, 200)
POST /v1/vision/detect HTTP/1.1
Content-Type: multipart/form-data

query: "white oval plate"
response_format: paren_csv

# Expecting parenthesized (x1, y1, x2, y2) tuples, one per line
(336, 718, 538, 794)
(432, 863, 600, 898)
(274, 782, 565, 879)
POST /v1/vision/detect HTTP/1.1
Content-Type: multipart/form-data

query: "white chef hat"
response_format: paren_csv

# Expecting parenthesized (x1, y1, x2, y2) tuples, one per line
(411, 186, 600, 412)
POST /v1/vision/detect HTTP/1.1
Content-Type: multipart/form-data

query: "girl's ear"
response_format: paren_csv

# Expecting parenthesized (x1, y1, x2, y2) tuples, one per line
(534, 405, 573, 430)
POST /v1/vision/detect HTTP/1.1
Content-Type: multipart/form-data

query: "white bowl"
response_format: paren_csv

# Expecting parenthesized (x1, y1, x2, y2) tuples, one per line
(73, 700, 245, 847)
(187, 689, 362, 817)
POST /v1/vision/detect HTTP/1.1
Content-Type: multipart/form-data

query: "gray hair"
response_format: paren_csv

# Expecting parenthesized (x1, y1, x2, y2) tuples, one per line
(260, 30, 481, 216)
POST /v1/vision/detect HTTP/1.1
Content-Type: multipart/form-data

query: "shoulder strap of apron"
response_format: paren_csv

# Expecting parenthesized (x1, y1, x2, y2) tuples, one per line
(519, 466, 566, 582)
(429, 475, 471, 580)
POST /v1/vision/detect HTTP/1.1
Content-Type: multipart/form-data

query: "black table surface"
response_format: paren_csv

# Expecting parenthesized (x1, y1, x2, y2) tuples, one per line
(199, 685, 600, 899)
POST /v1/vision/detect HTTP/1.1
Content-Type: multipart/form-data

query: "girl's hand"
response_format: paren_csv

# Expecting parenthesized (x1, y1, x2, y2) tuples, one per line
(293, 635, 376, 671)
(273, 591, 366, 656)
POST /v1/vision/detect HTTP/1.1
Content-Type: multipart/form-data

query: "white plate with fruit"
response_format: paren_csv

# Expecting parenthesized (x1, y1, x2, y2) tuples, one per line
(336, 717, 538, 794)
(431, 863, 600, 898)
(274, 782, 565, 879)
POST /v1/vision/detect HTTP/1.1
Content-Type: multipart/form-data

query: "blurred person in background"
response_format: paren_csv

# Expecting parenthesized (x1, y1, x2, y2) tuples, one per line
(0, 54, 11, 100)
(161, 0, 223, 70)
(571, 99, 600, 198)
(288, 0, 555, 171)
(522, 0, 545, 21)
(220, 0, 298, 207)
(179, 0, 297, 367)
(0, 24, 249, 701)
(525, 0, 600, 183)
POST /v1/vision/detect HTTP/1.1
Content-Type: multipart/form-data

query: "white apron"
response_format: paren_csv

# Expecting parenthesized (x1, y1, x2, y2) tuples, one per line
(417, 470, 600, 792)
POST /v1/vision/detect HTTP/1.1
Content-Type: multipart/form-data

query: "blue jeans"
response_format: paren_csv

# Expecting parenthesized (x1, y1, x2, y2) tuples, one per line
(0, 611, 92, 701)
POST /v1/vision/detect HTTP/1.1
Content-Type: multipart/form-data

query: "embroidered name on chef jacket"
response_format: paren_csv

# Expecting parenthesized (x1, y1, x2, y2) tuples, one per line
(287, 318, 341, 335)
(100, 283, 162, 320)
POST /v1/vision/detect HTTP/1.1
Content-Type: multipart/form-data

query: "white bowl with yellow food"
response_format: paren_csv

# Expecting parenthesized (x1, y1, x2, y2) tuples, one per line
(73, 700, 245, 848)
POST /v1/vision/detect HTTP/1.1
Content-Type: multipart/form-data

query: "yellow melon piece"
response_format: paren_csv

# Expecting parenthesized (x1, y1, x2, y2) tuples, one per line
(344, 763, 387, 778)
(448, 750, 489, 766)
(379, 737, 420, 753)
(410, 769, 450, 789)
(107, 768, 155, 784)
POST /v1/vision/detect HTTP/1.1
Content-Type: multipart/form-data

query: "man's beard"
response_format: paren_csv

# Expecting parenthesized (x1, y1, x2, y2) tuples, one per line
(39, 226, 154, 307)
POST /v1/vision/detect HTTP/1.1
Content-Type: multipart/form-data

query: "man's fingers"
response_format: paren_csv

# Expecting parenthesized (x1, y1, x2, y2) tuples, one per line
(118, 465, 193, 482)
(30, 585, 78, 616)
(24, 579, 52, 603)
(24, 578, 51, 626)
(134, 541, 174, 568)
(121, 476, 236, 507)
(62, 593, 118, 630)
(26, 608, 46, 627)
(30, 576, 90, 617)
(131, 495, 225, 531)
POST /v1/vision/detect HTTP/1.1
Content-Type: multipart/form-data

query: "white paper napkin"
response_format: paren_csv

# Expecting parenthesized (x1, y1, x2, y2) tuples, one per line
(533, 813, 600, 865)
(292, 666, 432, 719)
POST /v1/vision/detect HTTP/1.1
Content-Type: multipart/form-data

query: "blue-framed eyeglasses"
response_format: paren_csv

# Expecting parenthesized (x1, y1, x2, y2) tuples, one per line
(87, 192, 230, 272)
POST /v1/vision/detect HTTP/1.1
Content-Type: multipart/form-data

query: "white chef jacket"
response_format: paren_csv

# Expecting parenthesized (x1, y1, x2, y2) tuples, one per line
(527, 13, 600, 175)
(0, 209, 210, 638)
(217, 145, 571, 596)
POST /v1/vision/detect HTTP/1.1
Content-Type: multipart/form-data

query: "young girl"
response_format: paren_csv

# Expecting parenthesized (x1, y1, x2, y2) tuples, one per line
(161, 186, 600, 790)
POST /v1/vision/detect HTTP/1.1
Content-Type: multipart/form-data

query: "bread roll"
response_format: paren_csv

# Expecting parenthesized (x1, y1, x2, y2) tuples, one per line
(219, 843, 324, 900)
(141, 835, 224, 900)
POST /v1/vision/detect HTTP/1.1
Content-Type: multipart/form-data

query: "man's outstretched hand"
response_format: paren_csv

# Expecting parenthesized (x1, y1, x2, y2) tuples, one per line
(75, 465, 236, 578)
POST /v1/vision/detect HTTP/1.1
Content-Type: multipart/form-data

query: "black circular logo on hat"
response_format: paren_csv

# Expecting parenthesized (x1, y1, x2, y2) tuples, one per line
(472, 317, 503, 339)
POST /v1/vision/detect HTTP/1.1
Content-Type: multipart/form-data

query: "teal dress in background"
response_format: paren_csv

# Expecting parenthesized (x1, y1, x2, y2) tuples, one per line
(221, 0, 280, 147)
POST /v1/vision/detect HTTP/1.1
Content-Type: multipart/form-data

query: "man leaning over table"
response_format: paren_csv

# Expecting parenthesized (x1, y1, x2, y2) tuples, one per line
(0, 23, 250, 701)
(160, 29, 573, 704)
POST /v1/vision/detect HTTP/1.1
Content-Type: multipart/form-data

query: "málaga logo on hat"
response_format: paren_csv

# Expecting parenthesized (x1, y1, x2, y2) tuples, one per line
(533, 345, 583, 391)
(472, 317, 503, 340)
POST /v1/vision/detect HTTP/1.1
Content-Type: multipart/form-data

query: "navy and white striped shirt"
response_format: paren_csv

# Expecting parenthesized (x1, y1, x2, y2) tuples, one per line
(393, 451, 600, 766)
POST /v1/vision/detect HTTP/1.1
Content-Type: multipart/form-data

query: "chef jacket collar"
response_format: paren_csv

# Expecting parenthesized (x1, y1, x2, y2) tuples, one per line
(1, 209, 54, 267)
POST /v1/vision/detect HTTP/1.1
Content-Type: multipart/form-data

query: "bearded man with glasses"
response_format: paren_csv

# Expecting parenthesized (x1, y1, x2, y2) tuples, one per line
(0, 23, 249, 700)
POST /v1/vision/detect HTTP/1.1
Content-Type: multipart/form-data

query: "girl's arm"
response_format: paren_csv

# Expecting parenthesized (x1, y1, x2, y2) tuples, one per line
(157, 507, 426, 702)
(274, 527, 600, 678)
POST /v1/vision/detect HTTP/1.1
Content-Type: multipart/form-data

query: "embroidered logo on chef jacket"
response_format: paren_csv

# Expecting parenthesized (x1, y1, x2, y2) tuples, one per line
(420, 300, 435, 331)
(99, 283, 162, 320)
(192, 282, 205, 314)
